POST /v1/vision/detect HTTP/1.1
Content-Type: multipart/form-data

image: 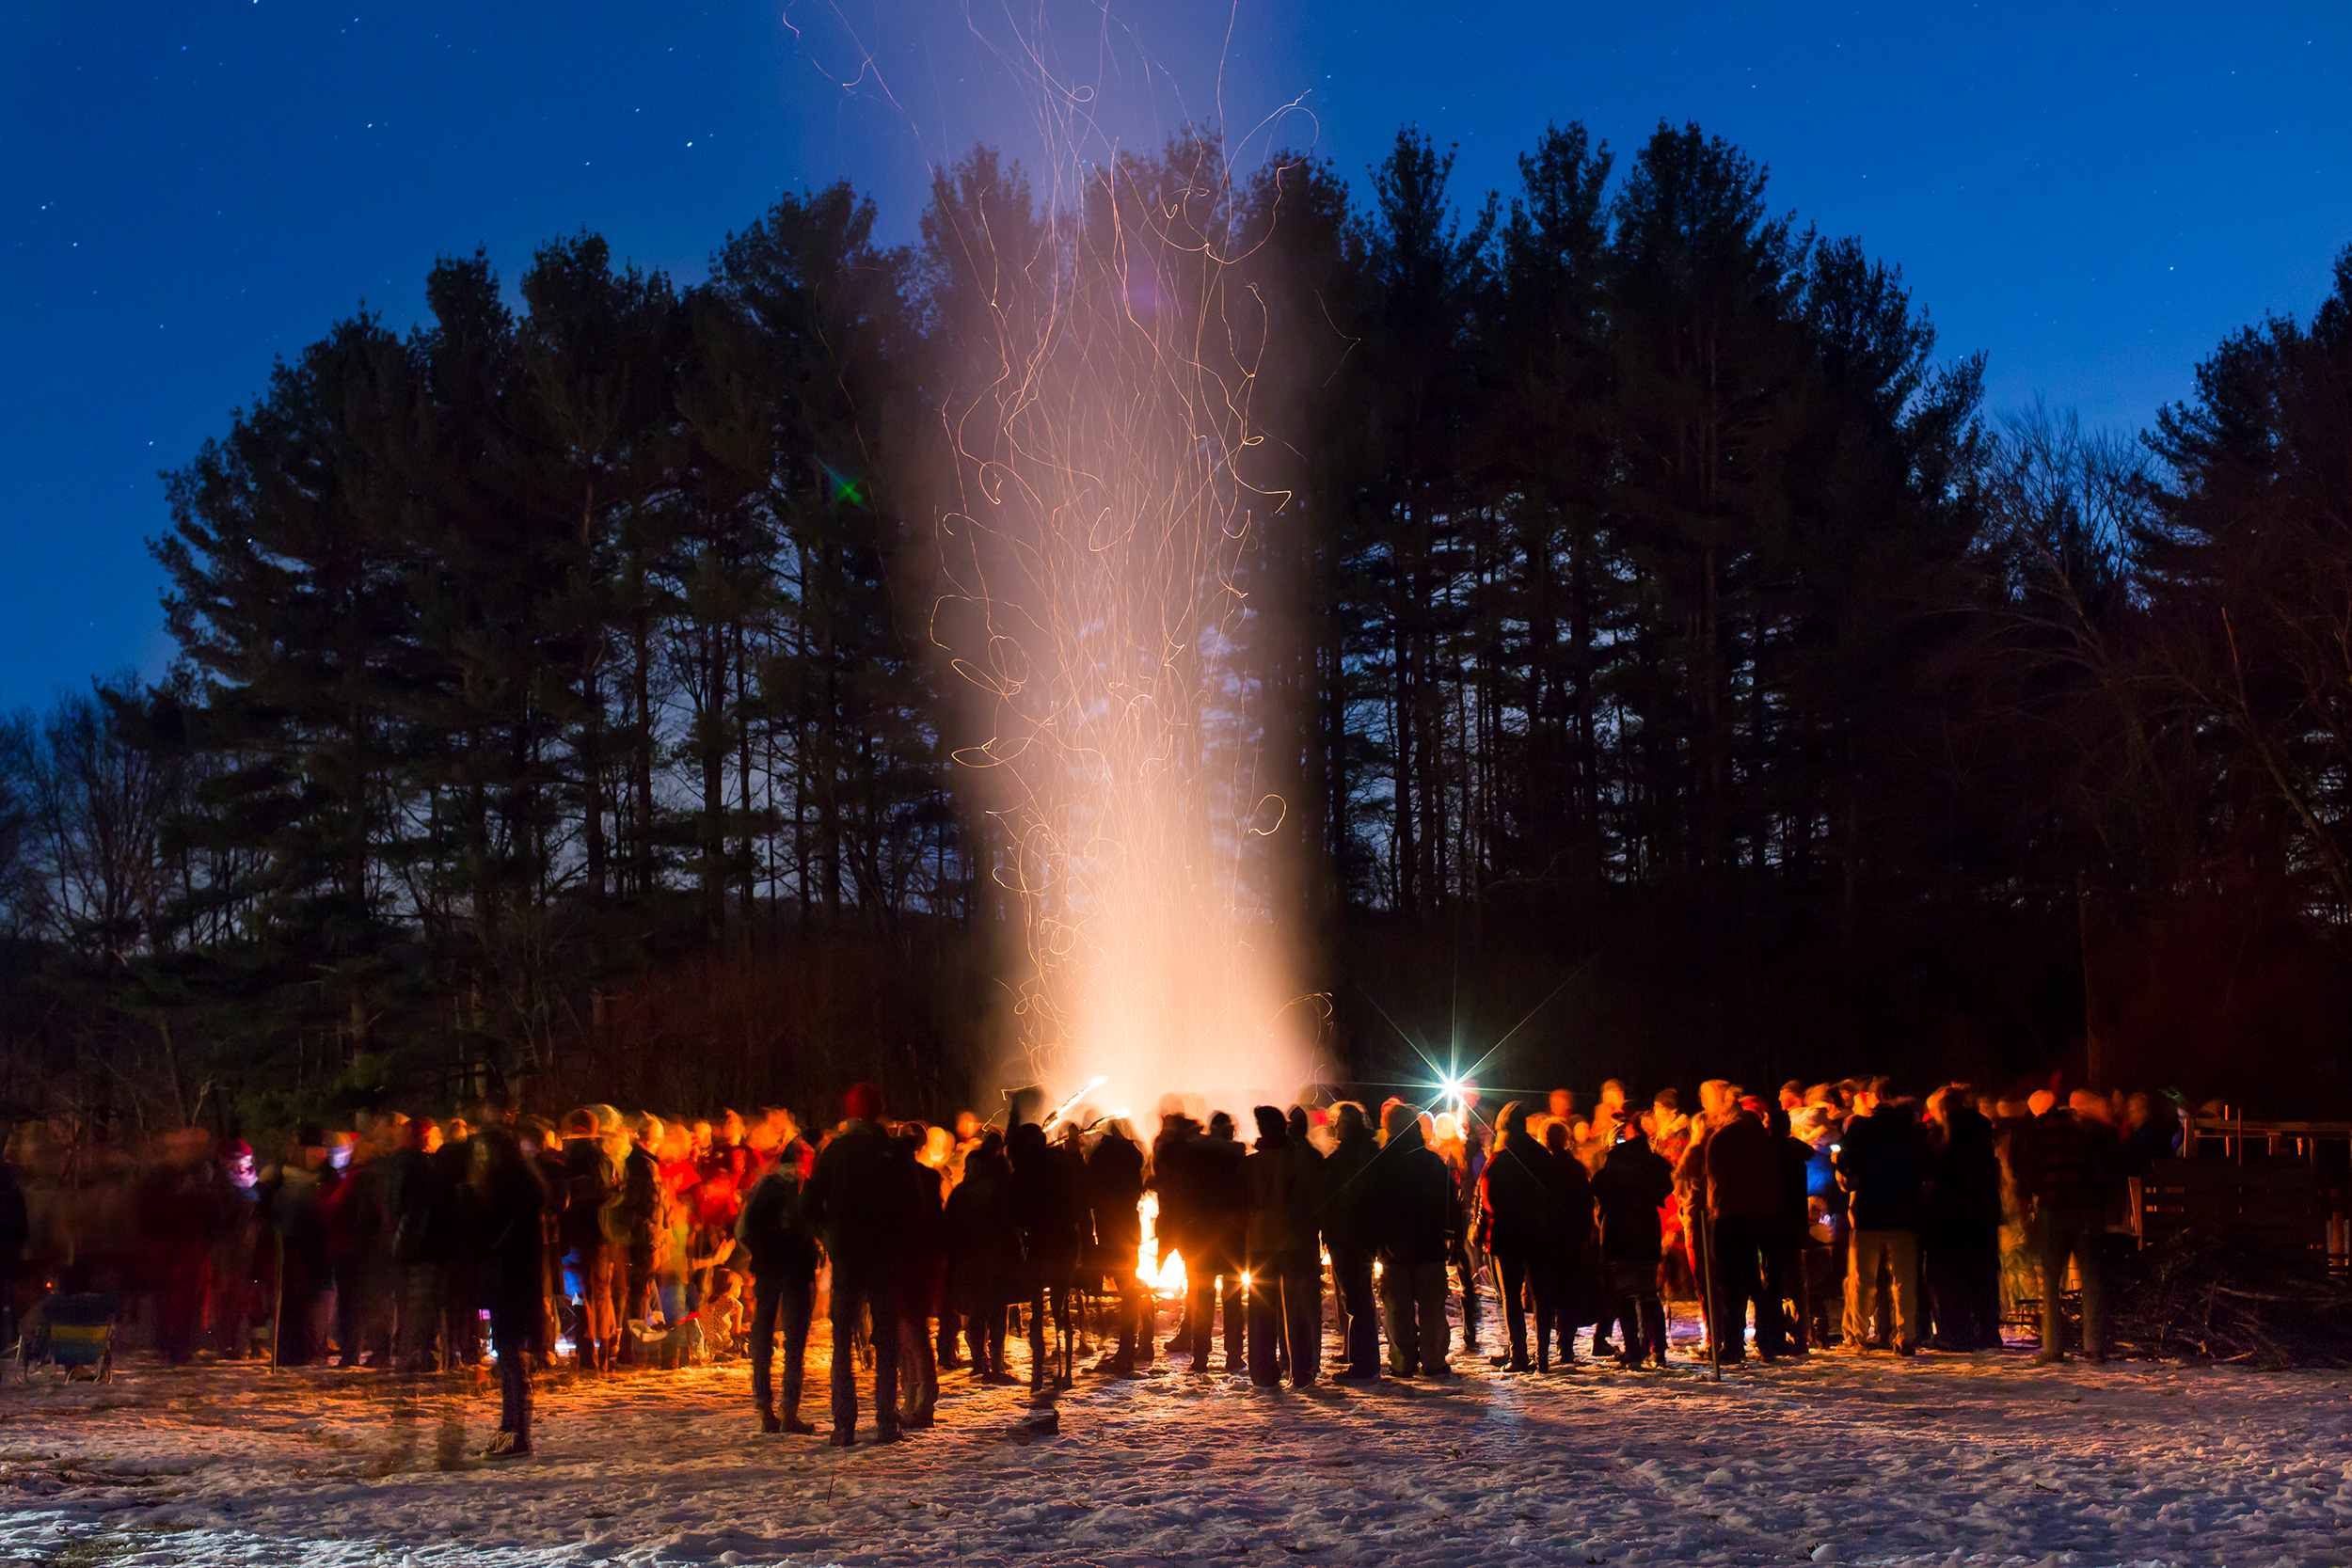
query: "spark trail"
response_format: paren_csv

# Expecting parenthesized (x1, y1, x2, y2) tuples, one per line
(929, 122, 1324, 1117)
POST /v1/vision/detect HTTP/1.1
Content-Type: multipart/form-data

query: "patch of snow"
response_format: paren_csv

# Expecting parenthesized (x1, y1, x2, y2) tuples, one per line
(1, 1308, 2347, 1567)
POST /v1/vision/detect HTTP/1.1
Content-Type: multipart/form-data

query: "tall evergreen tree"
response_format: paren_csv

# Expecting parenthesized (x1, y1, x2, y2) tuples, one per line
(1486, 121, 1616, 915)
(155, 314, 415, 1071)
(2140, 247, 2352, 912)
(1357, 126, 1495, 915)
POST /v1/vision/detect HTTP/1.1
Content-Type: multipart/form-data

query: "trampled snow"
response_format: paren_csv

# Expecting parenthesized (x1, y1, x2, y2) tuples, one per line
(4, 1313, 2348, 1566)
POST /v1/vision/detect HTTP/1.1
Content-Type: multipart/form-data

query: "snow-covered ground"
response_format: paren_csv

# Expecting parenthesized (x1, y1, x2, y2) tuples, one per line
(4, 1308, 2349, 1567)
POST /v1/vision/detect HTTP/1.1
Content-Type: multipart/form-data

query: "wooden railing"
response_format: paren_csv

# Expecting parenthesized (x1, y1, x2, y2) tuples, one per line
(2133, 1126, 2352, 1272)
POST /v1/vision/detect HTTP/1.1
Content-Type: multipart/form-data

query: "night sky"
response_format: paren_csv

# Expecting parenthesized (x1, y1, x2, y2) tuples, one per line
(4, 1, 2345, 710)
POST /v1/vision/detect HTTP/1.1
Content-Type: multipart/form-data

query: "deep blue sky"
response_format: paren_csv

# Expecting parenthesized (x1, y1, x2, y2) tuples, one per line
(4, 1, 2346, 710)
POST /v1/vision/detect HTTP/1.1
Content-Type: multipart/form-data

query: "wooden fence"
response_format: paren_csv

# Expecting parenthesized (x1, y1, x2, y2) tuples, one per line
(2133, 1116, 2352, 1270)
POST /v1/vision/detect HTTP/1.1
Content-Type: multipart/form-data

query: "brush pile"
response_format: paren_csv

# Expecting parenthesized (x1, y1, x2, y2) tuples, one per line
(2106, 1232, 2352, 1367)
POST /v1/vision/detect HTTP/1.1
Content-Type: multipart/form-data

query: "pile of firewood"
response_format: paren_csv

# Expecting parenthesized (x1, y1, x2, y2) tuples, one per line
(2106, 1233, 2352, 1367)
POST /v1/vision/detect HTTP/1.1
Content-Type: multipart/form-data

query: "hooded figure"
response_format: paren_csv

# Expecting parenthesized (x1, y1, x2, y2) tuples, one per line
(1537, 1119, 1597, 1363)
(134, 1129, 224, 1366)
(2018, 1094, 2119, 1364)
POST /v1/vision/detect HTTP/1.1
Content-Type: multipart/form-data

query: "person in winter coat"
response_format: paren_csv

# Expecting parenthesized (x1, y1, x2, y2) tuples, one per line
(1673, 1082, 1737, 1338)
(803, 1084, 909, 1445)
(383, 1117, 459, 1373)
(1007, 1119, 1084, 1393)
(1694, 1103, 1788, 1363)
(516, 1117, 568, 1369)
(437, 1119, 486, 1368)
(612, 1116, 670, 1364)
(736, 1119, 820, 1433)
(469, 1124, 548, 1457)
(262, 1128, 333, 1366)
(892, 1123, 943, 1430)
(208, 1141, 263, 1360)
(1317, 1102, 1382, 1380)
(919, 1126, 966, 1372)
(1085, 1119, 1150, 1377)
(1592, 1122, 1674, 1368)
(1451, 1119, 1487, 1356)
(1536, 1118, 1596, 1368)
(561, 1108, 623, 1372)
(1479, 1102, 1549, 1371)
(133, 1129, 221, 1365)
(1923, 1087, 2005, 1352)
(1148, 1111, 1201, 1293)
(1798, 1108, 1846, 1349)
(1766, 1106, 1816, 1354)
(1184, 1113, 1248, 1374)
(946, 1131, 1020, 1385)
(1835, 1081, 1927, 1354)
(1242, 1106, 1322, 1387)
(707, 1110, 755, 1190)
(326, 1124, 396, 1369)
(0, 1156, 24, 1353)
(2019, 1091, 2121, 1364)
(946, 1131, 1019, 1384)
(1375, 1101, 1455, 1377)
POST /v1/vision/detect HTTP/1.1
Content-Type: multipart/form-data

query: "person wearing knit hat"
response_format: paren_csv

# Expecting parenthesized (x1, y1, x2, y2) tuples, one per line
(803, 1081, 908, 1445)
(842, 1082, 885, 1124)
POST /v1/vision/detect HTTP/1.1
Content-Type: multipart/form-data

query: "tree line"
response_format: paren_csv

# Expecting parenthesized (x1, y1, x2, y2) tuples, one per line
(7, 119, 2351, 1134)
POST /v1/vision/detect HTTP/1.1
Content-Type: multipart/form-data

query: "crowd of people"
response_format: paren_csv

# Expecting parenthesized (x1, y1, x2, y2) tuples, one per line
(0, 1074, 2185, 1454)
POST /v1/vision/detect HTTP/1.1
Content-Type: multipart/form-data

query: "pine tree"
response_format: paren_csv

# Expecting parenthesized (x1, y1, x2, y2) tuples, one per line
(1605, 122, 1810, 893)
(1486, 121, 1616, 918)
(154, 314, 415, 1075)
(1358, 126, 1495, 915)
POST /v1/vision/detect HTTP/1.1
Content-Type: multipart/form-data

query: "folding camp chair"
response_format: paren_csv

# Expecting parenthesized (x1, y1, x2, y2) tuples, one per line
(15, 1292, 119, 1383)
